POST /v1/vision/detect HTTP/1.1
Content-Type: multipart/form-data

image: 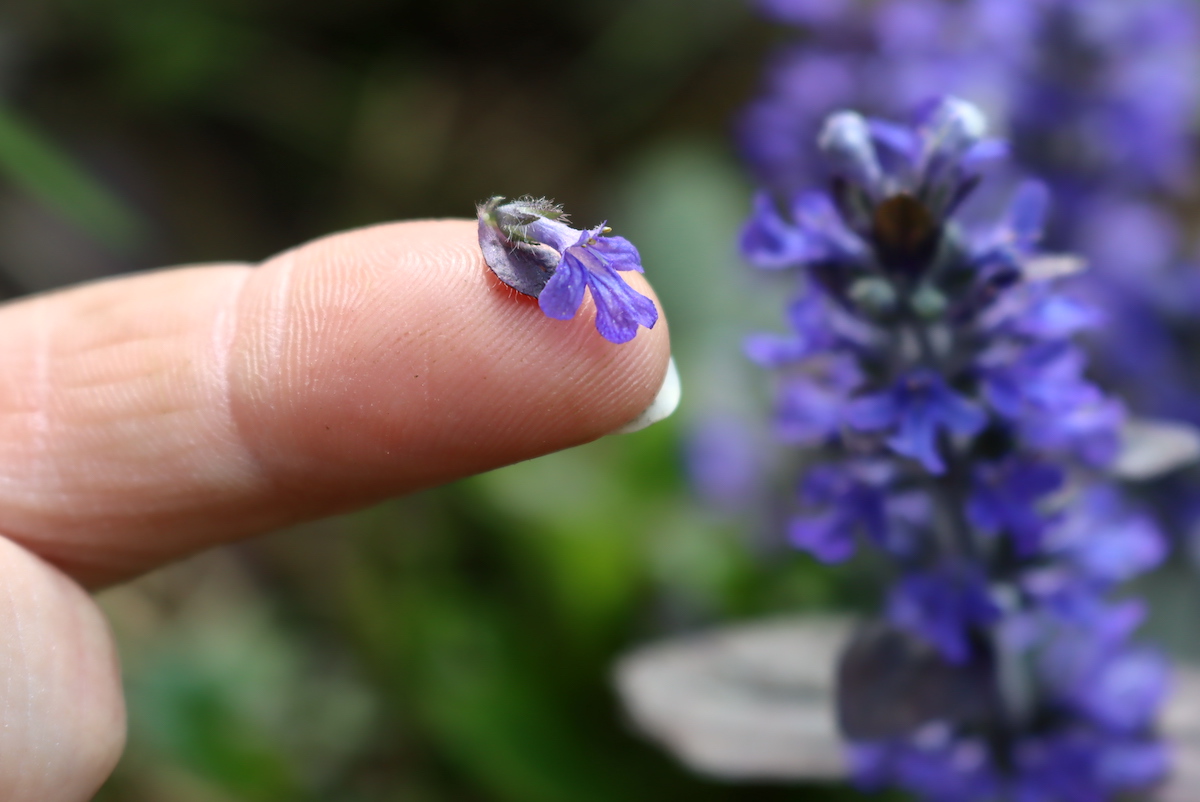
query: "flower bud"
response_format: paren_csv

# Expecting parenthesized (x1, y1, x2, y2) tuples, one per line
(819, 110, 884, 194)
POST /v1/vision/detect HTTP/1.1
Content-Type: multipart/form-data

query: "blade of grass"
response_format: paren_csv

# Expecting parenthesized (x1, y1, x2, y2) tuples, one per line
(0, 104, 146, 252)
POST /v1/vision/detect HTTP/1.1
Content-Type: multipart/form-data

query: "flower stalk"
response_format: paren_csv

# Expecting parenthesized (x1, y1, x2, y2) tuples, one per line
(743, 98, 1168, 800)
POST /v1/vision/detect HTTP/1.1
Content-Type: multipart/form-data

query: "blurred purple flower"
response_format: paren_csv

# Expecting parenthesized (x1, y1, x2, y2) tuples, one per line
(846, 371, 987, 474)
(967, 457, 1064, 556)
(684, 416, 765, 513)
(788, 462, 890, 562)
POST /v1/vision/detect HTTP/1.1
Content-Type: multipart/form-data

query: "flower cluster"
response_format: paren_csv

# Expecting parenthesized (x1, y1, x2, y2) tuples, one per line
(738, 0, 1200, 430)
(742, 98, 1169, 800)
(477, 196, 658, 344)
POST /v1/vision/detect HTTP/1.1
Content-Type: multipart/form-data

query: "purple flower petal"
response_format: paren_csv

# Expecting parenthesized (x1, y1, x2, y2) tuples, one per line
(819, 110, 884, 192)
(789, 511, 856, 562)
(1007, 180, 1050, 248)
(1082, 647, 1169, 732)
(584, 262, 658, 344)
(741, 192, 808, 268)
(845, 392, 900, 431)
(968, 458, 1063, 557)
(888, 403, 946, 474)
(587, 232, 644, 273)
(538, 252, 587, 320)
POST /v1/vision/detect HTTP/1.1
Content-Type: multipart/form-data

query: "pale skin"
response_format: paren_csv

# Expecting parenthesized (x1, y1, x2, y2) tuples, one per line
(0, 219, 671, 801)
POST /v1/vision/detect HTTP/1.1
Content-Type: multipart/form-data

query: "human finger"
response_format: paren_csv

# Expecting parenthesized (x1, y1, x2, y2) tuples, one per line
(0, 219, 671, 587)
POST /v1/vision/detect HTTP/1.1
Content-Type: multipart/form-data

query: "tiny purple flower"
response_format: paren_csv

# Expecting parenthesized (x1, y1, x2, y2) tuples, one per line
(773, 357, 862, 444)
(476, 197, 658, 344)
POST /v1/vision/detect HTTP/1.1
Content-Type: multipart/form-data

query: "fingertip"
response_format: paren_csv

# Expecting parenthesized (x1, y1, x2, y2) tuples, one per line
(0, 217, 673, 586)
(232, 218, 672, 499)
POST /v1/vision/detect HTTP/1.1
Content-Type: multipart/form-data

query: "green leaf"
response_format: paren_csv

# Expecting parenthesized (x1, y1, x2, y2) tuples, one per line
(0, 104, 145, 251)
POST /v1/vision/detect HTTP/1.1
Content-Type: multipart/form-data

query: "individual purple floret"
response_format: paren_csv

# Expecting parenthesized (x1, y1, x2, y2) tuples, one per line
(742, 98, 1170, 800)
(887, 568, 999, 664)
(967, 457, 1063, 557)
(476, 196, 658, 344)
(845, 372, 986, 474)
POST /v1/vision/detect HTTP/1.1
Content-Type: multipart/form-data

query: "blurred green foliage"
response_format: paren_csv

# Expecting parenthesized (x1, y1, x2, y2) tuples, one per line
(0, 0, 886, 799)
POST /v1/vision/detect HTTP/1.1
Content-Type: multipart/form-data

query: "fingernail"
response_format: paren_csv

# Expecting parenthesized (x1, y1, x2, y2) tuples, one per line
(614, 356, 681, 435)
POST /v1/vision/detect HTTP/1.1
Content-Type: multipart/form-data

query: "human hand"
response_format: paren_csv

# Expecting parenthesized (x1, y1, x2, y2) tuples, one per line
(0, 219, 671, 801)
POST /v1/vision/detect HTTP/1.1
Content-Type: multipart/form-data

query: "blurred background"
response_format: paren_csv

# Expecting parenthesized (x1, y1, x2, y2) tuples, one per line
(0, 1, 869, 800)
(2, 0, 1199, 800)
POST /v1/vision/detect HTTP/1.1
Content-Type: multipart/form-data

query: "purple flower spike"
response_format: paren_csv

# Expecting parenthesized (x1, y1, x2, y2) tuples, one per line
(846, 371, 987, 474)
(741, 190, 869, 270)
(739, 97, 1172, 799)
(476, 197, 658, 344)
(1048, 486, 1167, 584)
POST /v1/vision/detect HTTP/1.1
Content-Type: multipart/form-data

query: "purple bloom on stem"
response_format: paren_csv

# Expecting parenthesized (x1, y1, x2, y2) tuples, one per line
(773, 356, 862, 444)
(967, 457, 1064, 556)
(789, 462, 889, 562)
(1046, 486, 1167, 584)
(743, 292, 841, 367)
(888, 568, 999, 664)
(846, 370, 987, 474)
(739, 93, 1172, 800)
